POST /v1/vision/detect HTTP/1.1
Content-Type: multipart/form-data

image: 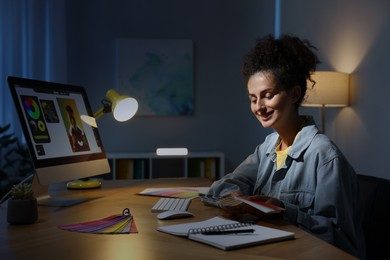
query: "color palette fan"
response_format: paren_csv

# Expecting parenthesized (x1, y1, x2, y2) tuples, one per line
(58, 208, 138, 234)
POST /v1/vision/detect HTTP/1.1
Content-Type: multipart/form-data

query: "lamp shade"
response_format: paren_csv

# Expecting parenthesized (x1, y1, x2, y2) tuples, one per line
(302, 71, 350, 107)
(106, 89, 138, 122)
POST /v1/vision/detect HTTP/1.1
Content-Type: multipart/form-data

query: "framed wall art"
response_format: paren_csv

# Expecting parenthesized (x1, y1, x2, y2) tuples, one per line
(116, 39, 194, 116)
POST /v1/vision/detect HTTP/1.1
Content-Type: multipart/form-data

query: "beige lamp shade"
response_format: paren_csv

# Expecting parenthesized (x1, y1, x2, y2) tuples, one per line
(303, 71, 350, 107)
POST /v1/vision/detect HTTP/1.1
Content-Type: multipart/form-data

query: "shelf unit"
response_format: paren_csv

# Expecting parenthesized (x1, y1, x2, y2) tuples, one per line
(102, 152, 225, 180)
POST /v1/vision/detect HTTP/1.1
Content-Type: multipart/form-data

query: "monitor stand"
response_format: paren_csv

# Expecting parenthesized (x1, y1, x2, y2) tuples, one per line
(66, 179, 102, 189)
(32, 176, 98, 207)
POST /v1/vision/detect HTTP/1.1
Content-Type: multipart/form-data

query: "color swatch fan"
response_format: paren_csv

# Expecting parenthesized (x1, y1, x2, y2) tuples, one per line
(58, 208, 138, 234)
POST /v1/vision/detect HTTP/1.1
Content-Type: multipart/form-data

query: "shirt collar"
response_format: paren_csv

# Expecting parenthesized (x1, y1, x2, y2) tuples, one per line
(266, 116, 320, 161)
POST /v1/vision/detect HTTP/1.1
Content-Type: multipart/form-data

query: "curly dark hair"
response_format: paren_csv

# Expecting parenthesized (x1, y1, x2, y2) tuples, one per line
(242, 34, 320, 109)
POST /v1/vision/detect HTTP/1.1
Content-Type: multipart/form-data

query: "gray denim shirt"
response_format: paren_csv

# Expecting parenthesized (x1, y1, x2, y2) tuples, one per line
(208, 118, 365, 258)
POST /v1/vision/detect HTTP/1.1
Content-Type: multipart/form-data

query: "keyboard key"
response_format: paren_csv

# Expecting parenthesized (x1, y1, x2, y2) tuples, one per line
(151, 197, 191, 213)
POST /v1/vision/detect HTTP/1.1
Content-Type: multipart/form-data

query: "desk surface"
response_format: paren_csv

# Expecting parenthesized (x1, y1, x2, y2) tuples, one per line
(0, 178, 355, 260)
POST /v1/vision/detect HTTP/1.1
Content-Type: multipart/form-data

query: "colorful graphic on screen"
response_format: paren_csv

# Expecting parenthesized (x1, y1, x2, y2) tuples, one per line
(40, 99, 60, 123)
(20, 95, 51, 143)
(57, 98, 90, 152)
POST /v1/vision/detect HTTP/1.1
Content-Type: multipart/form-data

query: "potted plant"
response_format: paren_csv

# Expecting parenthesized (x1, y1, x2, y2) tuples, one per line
(0, 124, 33, 199)
(7, 182, 38, 224)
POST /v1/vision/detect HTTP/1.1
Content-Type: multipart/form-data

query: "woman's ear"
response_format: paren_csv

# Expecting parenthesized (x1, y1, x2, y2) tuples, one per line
(291, 85, 302, 104)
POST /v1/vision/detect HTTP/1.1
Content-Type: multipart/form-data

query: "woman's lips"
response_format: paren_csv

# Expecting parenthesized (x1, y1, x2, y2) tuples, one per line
(260, 111, 273, 121)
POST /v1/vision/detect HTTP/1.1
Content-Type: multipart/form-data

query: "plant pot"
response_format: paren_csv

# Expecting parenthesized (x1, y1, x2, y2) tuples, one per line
(7, 198, 38, 225)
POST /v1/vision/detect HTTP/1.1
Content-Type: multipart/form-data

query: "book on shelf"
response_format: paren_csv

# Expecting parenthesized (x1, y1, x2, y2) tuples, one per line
(200, 195, 284, 214)
(133, 159, 145, 179)
(157, 216, 294, 250)
(205, 158, 217, 180)
(115, 159, 134, 179)
(187, 158, 218, 179)
(188, 159, 205, 178)
(114, 159, 146, 179)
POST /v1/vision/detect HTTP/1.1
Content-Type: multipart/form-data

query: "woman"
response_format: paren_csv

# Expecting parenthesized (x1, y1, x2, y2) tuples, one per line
(207, 34, 365, 258)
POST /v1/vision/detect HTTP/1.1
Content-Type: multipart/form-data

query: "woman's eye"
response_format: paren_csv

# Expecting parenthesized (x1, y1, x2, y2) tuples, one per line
(249, 96, 257, 103)
(264, 92, 274, 99)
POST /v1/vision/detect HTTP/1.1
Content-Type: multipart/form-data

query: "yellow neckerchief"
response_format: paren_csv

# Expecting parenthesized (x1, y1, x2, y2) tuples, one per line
(275, 131, 301, 169)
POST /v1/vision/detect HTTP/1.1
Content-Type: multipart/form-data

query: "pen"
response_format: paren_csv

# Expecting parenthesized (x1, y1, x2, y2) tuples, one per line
(201, 229, 255, 235)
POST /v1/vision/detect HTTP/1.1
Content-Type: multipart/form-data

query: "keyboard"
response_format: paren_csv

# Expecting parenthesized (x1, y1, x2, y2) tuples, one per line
(151, 197, 191, 213)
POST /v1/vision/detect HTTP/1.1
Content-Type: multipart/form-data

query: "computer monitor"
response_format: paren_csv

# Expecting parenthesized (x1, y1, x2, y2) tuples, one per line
(8, 76, 111, 206)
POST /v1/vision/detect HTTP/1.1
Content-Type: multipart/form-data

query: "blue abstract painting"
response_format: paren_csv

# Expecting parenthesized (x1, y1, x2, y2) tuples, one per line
(116, 39, 194, 116)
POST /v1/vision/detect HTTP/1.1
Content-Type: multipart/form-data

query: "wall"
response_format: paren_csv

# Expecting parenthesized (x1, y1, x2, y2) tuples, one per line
(66, 0, 275, 173)
(280, 0, 390, 179)
(66, 0, 390, 180)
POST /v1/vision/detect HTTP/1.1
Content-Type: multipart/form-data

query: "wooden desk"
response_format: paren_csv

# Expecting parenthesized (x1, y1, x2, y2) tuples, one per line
(0, 178, 355, 260)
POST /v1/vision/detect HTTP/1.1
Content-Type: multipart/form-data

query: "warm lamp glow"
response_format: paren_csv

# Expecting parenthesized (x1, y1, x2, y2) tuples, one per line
(81, 89, 138, 128)
(302, 71, 350, 133)
(303, 71, 350, 107)
(106, 89, 138, 122)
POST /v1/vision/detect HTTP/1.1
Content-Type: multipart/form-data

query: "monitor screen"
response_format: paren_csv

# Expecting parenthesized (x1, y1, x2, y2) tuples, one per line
(8, 76, 110, 186)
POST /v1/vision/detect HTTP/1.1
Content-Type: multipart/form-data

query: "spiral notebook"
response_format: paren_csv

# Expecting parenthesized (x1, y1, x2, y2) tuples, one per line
(157, 216, 295, 250)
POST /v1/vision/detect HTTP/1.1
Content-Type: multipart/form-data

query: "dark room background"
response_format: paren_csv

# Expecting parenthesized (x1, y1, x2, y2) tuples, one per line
(2, 0, 389, 180)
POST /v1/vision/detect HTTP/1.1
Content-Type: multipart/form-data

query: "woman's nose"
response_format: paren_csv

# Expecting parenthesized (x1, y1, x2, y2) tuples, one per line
(255, 100, 265, 111)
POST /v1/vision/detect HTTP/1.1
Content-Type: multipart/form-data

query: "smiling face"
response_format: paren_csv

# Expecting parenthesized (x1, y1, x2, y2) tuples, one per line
(247, 71, 300, 132)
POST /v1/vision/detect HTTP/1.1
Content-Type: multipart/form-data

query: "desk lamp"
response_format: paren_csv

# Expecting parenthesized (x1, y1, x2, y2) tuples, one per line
(70, 89, 138, 189)
(302, 71, 350, 133)
(81, 89, 138, 128)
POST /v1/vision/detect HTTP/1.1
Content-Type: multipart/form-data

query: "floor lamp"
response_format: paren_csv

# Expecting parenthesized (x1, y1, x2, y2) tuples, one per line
(302, 71, 350, 133)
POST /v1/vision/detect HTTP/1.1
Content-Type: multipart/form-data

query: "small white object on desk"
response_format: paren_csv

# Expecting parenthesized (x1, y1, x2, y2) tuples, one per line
(157, 211, 194, 220)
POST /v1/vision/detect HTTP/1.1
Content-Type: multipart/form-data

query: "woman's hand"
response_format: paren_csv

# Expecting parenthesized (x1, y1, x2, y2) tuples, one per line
(250, 195, 284, 208)
(220, 194, 284, 222)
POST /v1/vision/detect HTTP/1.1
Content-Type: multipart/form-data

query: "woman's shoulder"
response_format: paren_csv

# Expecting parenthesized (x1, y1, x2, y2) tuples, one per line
(294, 125, 343, 156)
(307, 130, 346, 159)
